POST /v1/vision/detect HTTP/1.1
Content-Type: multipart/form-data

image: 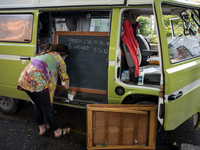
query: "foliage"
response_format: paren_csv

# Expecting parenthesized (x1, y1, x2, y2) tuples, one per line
(163, 15, 182, 37)
(137, 16, 151, 37)
(136, 15, 183, 44)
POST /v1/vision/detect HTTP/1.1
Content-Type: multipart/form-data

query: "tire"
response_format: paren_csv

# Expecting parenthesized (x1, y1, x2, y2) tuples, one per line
(124, 97, 167, 142)
(0, 96, 22, 114)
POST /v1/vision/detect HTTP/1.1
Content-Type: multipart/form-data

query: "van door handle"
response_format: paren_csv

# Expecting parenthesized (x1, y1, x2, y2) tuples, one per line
(168, 91, 183, 101)
(20, 57, 31, 60)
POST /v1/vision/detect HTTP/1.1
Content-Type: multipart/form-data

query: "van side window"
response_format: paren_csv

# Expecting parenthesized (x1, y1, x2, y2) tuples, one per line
(56, 18, 110, 32)
(55, 12, 110, 32)
(0, 14, 33, 42)
(162, 6, 200, 63)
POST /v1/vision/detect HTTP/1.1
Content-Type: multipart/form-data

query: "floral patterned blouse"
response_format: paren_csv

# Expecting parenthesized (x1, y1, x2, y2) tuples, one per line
(17, 52, 69, 103)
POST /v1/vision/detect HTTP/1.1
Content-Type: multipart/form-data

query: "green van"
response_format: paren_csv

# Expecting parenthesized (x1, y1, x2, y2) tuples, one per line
(0, 0, 200, 138)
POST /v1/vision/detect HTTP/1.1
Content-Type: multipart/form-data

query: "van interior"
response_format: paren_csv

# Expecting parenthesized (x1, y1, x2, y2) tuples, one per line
(36, 5, 199, 107)
(37, 9, 111, 106)
(120, 9, 160, 88)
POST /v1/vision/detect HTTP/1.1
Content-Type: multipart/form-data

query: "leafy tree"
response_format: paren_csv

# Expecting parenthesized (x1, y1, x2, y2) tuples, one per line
(137, 16, 151, 37)
(163, 15, 182, 37)
(136, 15, 185, 43)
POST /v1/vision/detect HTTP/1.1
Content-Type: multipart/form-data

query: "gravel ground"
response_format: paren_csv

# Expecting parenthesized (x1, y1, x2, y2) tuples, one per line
(0, 102, 200, 150)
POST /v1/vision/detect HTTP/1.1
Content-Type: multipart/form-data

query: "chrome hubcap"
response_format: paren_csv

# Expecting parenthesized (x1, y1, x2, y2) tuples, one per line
(0, 97, 12, 107)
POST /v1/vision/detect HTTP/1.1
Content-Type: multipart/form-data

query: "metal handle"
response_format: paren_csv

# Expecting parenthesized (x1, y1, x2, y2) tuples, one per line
(20, 57, 31, 60)
(168, 91, 183, 101)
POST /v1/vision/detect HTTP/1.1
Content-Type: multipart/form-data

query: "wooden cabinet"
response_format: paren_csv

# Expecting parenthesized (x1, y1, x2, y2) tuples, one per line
(87, 104, 157, 150)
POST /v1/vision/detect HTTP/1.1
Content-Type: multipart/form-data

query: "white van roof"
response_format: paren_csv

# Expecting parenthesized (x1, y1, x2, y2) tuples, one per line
(0, 0, 154, 9)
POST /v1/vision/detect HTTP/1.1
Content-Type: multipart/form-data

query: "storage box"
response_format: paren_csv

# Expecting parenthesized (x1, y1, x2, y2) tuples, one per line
(87, 104, 157, 150)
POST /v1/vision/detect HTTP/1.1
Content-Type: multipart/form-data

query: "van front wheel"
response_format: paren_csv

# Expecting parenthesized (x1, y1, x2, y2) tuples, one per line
(0, 96, 21, 114)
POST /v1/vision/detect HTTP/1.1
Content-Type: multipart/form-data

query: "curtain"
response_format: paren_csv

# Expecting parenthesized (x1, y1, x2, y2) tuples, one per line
(66, 18, 91, 31)
(65, 18, 77, 31)
(76, 18, 91, 31)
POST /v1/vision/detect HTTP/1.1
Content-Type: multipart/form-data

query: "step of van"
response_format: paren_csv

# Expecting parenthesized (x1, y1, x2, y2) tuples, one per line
(54, 90, 107, 108)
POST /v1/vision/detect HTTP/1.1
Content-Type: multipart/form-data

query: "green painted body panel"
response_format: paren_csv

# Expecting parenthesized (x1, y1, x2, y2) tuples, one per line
(107, 8, 120, 104)
(108, 8, 120, 61)
(0, 58, 30, 100)
(164, 85, 200, 130)
(107, 65, 117, 103)
(0, 10, 39, 99)
(165, 59, 200, 95)
(0, 44, 35, 57)
(0, 59, 29, 86)
(154, 0, 200, 130)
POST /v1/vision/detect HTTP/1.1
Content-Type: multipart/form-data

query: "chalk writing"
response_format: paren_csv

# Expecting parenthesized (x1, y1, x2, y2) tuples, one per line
(57, 34, 109, 90)
(59, 35, 109, 55)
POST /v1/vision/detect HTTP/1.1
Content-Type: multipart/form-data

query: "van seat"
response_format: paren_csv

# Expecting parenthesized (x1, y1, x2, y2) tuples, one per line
(133, 22, 158, 66)
(121, 20, 142, 83)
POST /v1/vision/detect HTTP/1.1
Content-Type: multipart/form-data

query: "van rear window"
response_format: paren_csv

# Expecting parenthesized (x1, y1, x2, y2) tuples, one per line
(0, 14, 33, 42)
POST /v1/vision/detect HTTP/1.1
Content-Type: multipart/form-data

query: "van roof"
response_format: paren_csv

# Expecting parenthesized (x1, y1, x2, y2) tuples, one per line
(0, 0, 154, 9)
(0, 0, 198, 10)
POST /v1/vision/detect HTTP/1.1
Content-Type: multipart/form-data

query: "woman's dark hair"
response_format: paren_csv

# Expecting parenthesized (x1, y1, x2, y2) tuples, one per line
(38, 43, 70, 57)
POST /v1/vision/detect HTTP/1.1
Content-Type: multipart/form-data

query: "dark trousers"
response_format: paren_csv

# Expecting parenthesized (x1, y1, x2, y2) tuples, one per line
(26, 90, 58, 131)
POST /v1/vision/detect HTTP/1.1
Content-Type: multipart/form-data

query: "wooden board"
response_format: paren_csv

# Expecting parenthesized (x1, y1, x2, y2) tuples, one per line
(87, 104, 157, 150)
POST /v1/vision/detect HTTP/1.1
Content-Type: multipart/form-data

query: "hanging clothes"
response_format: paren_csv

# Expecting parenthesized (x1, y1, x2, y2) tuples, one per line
(122, 20, 139, 77)
(76, 18, 91, 31)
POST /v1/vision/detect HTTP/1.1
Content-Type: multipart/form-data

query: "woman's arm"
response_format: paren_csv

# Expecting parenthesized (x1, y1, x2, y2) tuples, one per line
(56, 53, 76, 96)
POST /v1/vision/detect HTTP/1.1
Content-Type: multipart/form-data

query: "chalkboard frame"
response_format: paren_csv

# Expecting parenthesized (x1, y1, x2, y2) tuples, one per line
(55, 31, 109, 44)
(54, 31, 109, 95)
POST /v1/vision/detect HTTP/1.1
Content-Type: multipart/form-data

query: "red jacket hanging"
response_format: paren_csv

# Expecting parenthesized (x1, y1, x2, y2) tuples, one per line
(122, 20, 139, 77)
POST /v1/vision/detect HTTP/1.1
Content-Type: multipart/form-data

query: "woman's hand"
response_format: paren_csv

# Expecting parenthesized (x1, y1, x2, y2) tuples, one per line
(69, 90, 77, 96)
(62, 82, 76, 96)
(63, 82, 70, 90)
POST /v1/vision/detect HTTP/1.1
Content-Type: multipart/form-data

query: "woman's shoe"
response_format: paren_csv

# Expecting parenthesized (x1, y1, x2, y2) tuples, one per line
(54, 127, 71, 138)
(39, 124, 50, 136)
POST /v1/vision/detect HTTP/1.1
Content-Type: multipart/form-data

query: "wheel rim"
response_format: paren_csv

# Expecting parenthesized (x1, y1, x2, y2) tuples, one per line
(0, 97, 12, 107)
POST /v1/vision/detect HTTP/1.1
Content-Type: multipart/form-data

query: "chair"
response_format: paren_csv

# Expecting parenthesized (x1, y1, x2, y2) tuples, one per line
(121, 21, 160, 85)
(122, 43, 141, 68)
(121, 20, 140, 78)
(133, 22, 158, 66)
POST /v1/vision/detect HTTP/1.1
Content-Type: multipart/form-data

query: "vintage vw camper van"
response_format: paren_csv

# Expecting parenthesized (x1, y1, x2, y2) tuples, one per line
(0, 0, 200, 138)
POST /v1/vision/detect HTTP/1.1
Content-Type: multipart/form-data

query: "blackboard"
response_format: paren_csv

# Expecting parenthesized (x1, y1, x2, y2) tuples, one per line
(55, 32, 109, 91)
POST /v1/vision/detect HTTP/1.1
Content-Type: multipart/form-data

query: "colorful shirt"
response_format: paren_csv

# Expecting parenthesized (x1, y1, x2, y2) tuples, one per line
(17, 52, 69, 103)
